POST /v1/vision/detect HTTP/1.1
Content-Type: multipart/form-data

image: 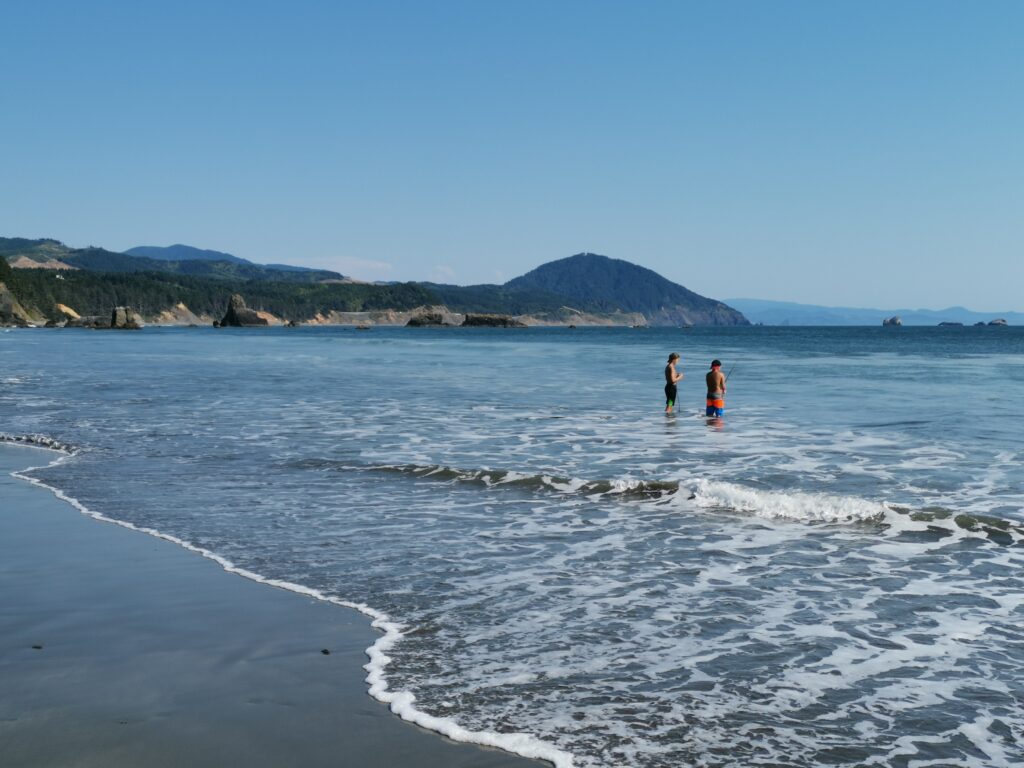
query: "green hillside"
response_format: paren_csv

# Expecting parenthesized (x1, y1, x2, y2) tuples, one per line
(2, 238, 343, 282)
(0, 237, 74, 260)
(422, 283, 580, 315)
(505, 253, 747, 325)
(61, 248, 343, 282)
(2, 237, 748, 326)
(7, 268, 435, 320)
(125, 244, 250, 264)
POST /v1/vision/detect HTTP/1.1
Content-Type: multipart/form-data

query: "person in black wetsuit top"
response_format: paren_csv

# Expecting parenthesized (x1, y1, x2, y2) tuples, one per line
(665, 353, 683, 413)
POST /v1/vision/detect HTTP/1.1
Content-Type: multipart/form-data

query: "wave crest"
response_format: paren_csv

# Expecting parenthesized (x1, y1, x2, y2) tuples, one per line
(0, 433, 76, 454)
(291, 459, 1024, 539)
(690, 479, 889, 524)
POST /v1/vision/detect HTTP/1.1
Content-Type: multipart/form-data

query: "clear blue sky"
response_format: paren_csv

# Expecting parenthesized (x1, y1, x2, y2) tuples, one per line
(2, 1, 1021, 309)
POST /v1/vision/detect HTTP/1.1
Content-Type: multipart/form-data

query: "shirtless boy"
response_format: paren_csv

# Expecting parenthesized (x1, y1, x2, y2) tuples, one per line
(706, 359, 726, 417)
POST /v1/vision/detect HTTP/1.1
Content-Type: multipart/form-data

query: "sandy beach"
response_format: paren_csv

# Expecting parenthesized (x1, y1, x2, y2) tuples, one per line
(0, 444, 545, 768)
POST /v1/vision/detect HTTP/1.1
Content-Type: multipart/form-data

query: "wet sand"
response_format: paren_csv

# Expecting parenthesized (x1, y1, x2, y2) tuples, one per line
(0, 445, 546, 768)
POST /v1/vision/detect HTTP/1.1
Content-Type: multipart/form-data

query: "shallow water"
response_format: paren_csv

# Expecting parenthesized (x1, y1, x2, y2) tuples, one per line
(2, 326, 1022, 767)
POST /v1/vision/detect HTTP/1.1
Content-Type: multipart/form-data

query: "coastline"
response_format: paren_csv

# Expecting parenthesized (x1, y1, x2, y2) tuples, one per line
(0, 443, 556, 768)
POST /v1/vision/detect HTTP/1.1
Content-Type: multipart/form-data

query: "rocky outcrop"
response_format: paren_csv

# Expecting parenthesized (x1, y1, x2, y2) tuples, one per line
(219, 294, 268, 327)
(461, 314, 527, 328)
(405, 307, 464, 327)
(65, 316, 110, 328)
(110, 306, 144, 329)
(883, 316, 902, 326)
(989, 318, 1008, 326)
(938, 322, 963, 327)
(406, 312, 451, 327)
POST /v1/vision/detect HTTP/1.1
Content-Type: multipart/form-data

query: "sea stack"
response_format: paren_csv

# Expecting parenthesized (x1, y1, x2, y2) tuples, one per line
(883, 316, 902, 326)
(110, 306, 144, 329)
(220, 294, 268, 327)
(460, 314, 526, 328)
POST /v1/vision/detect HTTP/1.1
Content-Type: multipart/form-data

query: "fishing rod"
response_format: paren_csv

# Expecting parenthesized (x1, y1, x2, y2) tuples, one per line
(725, 362, 737, 382)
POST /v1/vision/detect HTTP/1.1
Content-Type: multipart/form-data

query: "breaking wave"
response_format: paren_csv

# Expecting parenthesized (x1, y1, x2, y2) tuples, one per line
(0, 433, 77, 454)
(291, 459, 1024, 540)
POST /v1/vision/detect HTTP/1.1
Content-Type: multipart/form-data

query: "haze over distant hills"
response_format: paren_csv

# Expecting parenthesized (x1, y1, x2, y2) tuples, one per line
(728, 298, 1021, 326)
(126, 244, 325, 273)
(125, 244, 250, 265)
(2, 238, 344, 283)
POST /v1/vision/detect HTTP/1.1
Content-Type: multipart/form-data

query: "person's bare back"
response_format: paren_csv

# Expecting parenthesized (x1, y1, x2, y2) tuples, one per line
(705, 360, 726, 417)
(706, 368, 725, 397)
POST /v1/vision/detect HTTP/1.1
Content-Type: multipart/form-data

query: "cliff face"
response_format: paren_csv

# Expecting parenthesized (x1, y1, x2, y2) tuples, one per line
(0, 281, 38, 326)
(644, 304, 750, 327)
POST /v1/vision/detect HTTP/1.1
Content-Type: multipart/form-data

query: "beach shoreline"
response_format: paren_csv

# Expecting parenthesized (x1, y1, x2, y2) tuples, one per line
(0, 443, 552, 768)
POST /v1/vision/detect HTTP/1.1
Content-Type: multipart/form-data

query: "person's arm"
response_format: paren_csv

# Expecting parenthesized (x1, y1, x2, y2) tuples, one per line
(674, 368, 684, 384)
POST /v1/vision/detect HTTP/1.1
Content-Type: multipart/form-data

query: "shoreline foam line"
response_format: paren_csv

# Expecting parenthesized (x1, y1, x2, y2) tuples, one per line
(3, 439, 573, 768)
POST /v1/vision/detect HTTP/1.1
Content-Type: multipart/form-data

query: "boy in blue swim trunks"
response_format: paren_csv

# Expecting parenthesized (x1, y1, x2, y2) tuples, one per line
(706, 359, 726, 417)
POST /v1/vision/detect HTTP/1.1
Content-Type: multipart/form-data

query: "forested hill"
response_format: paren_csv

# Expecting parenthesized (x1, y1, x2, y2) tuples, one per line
(1, 238, 343, 282)
(4, 269, 436, 322)
(125, 244, 250, 265)
(503, 253, 748, 326)
(125, 244, 324, 274)
(3, 237, 747, 326)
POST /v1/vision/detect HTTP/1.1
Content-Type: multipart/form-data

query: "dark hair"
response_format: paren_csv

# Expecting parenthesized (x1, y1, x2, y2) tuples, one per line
(668, 352, 680, 362)
(711, 359, 722, 368)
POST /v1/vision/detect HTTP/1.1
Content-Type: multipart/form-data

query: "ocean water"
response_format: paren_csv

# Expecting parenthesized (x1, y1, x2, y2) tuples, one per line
(2, 325, 1023, 767)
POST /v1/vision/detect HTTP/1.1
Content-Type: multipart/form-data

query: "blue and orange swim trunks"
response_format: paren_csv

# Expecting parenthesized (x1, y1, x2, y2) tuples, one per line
(705, 397, 724, 417)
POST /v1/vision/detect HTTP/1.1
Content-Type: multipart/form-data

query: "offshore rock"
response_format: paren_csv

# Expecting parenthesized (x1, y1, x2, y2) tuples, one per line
(220, 294, 268, 327)
(989, 318, 1008, 326)
(461, 314, 527, 328)
(110, 306, 144, 329)
(406, 312, 448, 327)
(405, 307, 463, 327)
(66, 316, 110, 329)
(882, 316, 902, 326)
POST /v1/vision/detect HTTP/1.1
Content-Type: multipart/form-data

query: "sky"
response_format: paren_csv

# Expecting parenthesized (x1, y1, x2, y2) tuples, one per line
(2, 1, 1022, 310)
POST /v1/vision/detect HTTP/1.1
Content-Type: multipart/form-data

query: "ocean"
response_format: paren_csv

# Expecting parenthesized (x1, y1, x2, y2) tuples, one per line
(2, 325, 1022, 767)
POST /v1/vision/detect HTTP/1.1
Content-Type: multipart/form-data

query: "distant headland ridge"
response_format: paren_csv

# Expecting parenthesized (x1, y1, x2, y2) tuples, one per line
(0, 237, 747, 328)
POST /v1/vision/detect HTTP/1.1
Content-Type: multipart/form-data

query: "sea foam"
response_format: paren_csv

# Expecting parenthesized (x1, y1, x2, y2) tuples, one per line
(5, 439, 574, 768)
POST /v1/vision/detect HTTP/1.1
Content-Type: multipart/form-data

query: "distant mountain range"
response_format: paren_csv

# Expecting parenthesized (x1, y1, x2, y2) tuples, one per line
(2, 238, 343, 283)
(1, 238, 749, 327)
(125, 244, 323, 273)
(4, 235, 1018, 328)
(125, 244, 251, 265)
(728, 298, 1021, 326)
